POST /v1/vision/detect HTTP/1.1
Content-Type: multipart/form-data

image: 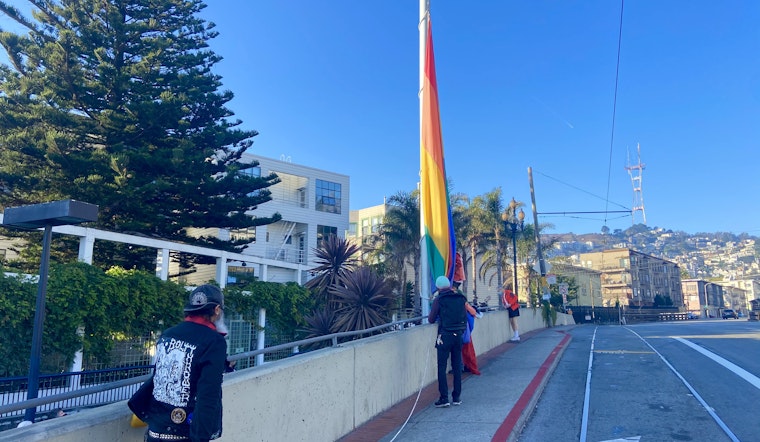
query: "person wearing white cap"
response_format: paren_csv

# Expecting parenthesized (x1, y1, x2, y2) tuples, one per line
(129, 284, 227, 442)
(428, 275, 467, 407)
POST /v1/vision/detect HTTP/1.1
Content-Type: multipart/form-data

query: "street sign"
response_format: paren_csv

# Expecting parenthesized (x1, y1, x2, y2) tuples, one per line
(559, 283, 568, 304)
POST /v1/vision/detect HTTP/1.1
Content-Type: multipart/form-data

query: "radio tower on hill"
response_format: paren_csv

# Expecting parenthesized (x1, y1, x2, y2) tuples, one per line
(626, 143, 646, 225)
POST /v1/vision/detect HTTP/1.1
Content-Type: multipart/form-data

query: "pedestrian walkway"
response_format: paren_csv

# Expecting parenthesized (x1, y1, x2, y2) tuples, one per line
(339, 326, 573, 442)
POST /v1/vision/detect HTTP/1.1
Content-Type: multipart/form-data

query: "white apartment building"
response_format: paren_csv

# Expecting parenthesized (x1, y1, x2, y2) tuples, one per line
(722, 279, 760, 300)
(346, 202, 387, 263)
(0, 155, 349, 288)
(720, 278, 757, 313)
(183, 154, 350, 285)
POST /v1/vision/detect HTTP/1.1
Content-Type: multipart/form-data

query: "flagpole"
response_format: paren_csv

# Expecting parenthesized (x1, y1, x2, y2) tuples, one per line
(419, 0, 431, 319)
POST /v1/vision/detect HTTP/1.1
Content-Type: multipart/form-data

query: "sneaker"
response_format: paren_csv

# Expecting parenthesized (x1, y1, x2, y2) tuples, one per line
(509, 337, 520, 342)
(434, 398, 450, 408)
(452, 398, 462, 406)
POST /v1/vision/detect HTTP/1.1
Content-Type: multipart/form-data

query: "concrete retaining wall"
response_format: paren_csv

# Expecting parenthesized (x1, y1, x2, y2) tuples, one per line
(0, 310, 573, 442)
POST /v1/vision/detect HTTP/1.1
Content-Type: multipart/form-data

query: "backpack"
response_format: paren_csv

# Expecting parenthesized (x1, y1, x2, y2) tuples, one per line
(437, 289, 467, 332)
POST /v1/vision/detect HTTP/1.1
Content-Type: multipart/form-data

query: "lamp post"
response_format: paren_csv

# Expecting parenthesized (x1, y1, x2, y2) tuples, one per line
(703, 281, 712, 320)
(501, 197, 525, 302)
(2, 200, 98, 422)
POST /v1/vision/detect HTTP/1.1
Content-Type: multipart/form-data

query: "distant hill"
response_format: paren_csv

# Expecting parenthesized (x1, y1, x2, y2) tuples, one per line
(544, 224, 760, 279)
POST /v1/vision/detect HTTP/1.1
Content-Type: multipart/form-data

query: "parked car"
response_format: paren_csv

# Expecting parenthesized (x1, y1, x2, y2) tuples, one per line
(687, 312, 700, 320)
(722, 309, 738, 319)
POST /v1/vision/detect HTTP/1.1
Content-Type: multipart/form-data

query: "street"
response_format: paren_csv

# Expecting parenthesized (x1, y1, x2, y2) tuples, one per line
(518, 320, 760, 442)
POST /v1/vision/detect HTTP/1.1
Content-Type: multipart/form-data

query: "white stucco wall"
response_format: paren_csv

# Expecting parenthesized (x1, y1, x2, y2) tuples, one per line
(0, 310, 573, 442)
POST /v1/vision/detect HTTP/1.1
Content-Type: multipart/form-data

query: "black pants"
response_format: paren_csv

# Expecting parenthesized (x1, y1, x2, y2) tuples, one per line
(436, 331, 463, 401)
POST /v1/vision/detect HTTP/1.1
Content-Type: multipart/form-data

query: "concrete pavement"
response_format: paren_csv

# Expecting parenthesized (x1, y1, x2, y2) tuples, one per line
(339, 325, 573, 442)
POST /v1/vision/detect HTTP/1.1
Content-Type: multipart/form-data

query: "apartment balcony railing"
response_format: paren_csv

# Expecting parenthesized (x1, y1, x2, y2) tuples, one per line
(265, 247, 306, 264)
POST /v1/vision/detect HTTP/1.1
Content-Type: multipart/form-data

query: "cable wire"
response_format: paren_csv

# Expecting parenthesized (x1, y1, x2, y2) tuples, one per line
(535, 170, 630, 211)
(604, 0, 626, 227)
(389, 335, 433, 442)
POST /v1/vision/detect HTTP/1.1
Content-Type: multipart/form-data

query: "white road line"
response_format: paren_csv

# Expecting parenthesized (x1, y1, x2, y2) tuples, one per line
(579, 326, 597, 442)
(674, 337, 760, 391)
(625, 328, 740, 442)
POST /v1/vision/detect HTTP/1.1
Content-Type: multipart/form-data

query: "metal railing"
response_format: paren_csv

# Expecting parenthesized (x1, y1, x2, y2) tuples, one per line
(0, 316, 425, 426)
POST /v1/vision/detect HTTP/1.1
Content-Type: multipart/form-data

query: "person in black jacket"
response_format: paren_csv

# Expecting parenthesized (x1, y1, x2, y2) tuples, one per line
(428, 275, 467, 408)
(129, 284, 228, 442)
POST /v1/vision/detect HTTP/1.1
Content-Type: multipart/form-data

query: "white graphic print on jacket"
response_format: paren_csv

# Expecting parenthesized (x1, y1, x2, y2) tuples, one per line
(153, 337, 197, 407)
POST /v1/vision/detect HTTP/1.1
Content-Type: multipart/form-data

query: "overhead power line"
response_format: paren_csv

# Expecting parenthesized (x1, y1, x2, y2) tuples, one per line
(534, 170, 631, 211)
(604, 0, 626, 226)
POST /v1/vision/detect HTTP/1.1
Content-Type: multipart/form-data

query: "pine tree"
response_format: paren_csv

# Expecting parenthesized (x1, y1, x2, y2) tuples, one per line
(0, 0, 280, 267)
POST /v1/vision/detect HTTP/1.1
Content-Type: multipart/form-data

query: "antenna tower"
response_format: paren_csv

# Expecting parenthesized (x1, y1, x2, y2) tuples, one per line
(625, 143, 646, 225)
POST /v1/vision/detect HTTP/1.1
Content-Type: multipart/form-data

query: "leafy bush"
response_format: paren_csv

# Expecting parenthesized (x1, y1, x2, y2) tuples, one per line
(224, 280, 313, 339)
(541, 301, 557, 328)
(0, 262, 186, 376)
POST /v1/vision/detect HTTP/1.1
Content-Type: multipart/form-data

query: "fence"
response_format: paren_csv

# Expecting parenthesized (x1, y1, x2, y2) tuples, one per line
(0, 366, 153, 431)
(570, 306, 689, 325)
(624, 311, 688, 323)
(570, 306, 623, 324)
(0, 316, 423, 432)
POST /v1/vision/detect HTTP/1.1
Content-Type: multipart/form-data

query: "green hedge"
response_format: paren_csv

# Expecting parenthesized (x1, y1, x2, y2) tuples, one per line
(0, 262, 185, 377)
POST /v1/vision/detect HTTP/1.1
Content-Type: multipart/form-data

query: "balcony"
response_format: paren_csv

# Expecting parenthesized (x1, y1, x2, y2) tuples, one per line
(266, 247, 306, 264)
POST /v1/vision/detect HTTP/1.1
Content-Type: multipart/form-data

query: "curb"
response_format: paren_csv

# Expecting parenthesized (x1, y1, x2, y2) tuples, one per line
(492, 330, 572, 442)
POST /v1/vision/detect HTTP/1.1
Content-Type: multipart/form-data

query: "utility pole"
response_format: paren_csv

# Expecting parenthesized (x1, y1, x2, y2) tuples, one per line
(528, 167, 548, 308)
(528, 167, 546, 277)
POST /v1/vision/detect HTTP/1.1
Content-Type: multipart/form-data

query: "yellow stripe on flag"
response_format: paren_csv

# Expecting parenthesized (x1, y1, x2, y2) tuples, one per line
(420, 19, 455, 286)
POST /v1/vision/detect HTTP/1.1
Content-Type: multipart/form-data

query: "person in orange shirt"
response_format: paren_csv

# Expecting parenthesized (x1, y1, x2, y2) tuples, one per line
(502, 282, 520, 342)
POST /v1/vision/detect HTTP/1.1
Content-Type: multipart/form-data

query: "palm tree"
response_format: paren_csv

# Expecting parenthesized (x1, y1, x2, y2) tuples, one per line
(375, 191, 421, 313)
(330, 267, 397, 333)
(451, 192, 490, 304)
(517, 221, 557, 307)
(472, 189, 508, 294)
(451, 191, 472, 290)
(304, 234, 360, 308)
(478, 192, 534, 308)
(300, 308, 336, 349)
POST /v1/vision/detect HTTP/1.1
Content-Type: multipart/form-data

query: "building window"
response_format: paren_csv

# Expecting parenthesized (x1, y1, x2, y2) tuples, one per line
(371, 216, 382, 233)
(239, 166, 262, 197)
(230, 227, 256, 243)
(347, 223, 357, 236)
(316, 179, 341, 214)
(239, 166, 261, 178)
(317, 225, 338, 242)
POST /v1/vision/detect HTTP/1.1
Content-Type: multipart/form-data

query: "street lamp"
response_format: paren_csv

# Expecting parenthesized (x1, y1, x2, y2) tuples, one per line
(501, 197, 525, 302)
(703, 281, 713, 320)
(2, 200, 98, 422)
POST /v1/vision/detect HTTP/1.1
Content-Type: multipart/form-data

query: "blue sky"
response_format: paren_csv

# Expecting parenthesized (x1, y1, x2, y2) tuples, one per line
(199, 0, 760, 236)
(3, 1, 760, 235)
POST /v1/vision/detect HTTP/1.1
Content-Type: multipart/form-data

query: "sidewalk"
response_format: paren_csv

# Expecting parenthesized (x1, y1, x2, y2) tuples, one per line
(339, 326, 573, 442)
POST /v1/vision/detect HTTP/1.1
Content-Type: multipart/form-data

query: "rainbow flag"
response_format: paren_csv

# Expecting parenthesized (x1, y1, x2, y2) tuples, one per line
(420, 19, 456, 286)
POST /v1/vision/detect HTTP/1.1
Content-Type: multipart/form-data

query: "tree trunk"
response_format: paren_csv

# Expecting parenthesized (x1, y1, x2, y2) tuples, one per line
(470, 242, 478, 304)
(460, 249, 469, 300)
